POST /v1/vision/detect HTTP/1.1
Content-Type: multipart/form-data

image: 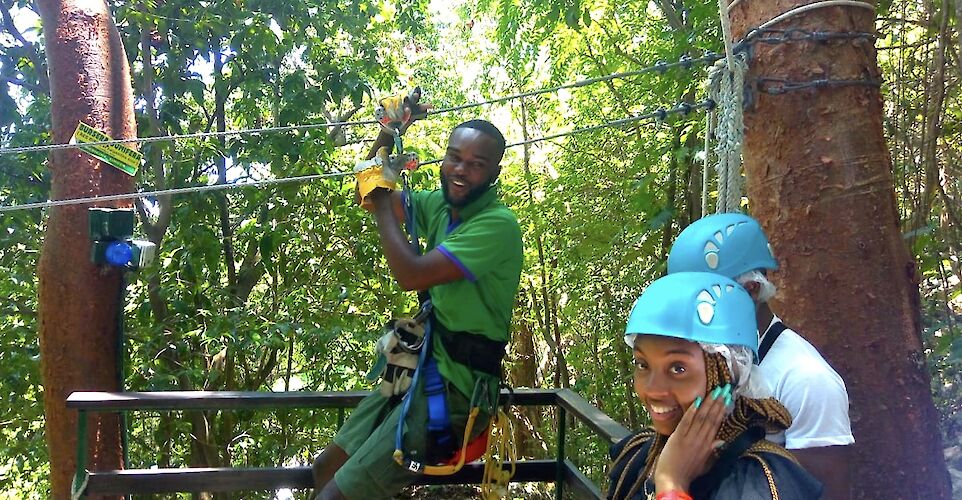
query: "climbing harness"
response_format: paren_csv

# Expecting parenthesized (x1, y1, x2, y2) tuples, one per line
(758, 321, 787, 363)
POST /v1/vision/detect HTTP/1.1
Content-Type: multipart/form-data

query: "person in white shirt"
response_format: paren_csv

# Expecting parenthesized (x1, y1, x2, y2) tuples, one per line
(667, 213, 855, 500)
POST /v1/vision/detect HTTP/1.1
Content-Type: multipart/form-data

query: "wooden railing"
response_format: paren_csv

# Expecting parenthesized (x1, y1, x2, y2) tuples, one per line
(66, 388, 631, 498)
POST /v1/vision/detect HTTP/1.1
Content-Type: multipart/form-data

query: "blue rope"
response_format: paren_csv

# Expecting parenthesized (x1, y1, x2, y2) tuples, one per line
(395, 306, 432, 455)
(395, 171, 432, 459)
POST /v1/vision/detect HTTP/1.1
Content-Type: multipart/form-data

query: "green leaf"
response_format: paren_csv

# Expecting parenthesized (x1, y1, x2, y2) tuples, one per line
(259, 232, 275, 272)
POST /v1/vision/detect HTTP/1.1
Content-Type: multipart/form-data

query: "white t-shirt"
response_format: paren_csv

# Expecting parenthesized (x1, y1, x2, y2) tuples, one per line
(759, 315, 855, 449)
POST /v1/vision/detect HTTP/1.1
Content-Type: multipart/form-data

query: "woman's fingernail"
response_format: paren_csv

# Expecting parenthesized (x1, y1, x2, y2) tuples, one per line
(724, 394, 732, 407)
(711, 386, 722, 399)
(722, 383, 732, 397)
(694, 396, 703, 408)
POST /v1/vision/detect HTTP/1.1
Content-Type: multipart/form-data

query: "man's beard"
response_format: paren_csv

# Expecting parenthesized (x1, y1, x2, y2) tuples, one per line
(441, 173, 495, 208)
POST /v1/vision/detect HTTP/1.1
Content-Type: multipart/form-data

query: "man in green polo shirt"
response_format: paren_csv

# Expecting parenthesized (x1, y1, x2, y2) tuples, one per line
(310, 110, 523, 499)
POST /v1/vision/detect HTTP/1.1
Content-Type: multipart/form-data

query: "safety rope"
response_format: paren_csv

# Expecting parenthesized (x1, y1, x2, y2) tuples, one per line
(0, 100, 713, 213)
(480, 409, 518, 499)
(702, 109, 713, 218)
(0, 53, 720, 157)
(707, 54, 747, 214)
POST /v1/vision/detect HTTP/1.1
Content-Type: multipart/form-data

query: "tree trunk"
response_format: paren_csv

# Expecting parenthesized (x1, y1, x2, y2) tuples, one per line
(729, 2, 952, 498)
(35, 0, 135, 498)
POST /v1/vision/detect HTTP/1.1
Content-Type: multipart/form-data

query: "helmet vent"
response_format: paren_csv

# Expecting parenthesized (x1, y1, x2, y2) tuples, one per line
(697, 302, 715, 324)
(704, 240, 720, 269)
(726, 221, 746, 236)
(697, 289, 718, 325)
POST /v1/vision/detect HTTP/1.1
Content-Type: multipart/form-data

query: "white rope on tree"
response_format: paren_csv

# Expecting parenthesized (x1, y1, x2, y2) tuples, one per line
(707, 52, 748, 214)
(702, 107, 713, 218)
(718, 0, 736, 70)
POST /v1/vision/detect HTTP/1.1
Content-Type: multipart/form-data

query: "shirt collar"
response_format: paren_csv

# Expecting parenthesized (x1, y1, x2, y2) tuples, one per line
(448, 185, 498, 222)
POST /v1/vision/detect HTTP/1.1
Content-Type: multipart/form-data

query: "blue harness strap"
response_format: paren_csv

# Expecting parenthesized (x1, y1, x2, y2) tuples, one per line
(423, 355, 454, 461)
(394, 174, 454, 471)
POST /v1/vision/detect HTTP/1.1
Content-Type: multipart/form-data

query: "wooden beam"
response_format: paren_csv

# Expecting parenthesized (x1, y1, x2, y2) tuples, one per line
(561, 459, 605, 499)
(66, 391, 370, 411)
(66, 388, 560, 412)
(71, 387, 618, 497)
(555, 389, 631, 445)
(83, 460, 560, 495)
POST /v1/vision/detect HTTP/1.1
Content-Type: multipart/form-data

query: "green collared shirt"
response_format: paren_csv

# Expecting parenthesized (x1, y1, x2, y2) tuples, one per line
(410, 187, 523, 400)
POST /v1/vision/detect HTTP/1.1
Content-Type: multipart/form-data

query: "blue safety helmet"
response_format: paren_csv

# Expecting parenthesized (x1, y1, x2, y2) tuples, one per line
(625, 272, 759, 357)
(667, 213, 777, 279)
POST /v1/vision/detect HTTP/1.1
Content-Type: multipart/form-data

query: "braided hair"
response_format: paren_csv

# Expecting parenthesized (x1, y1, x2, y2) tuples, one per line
(609, 351, 793, 500)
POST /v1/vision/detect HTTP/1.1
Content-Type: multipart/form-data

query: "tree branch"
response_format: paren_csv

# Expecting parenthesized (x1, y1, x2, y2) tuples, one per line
(654, 0, 687, 32)
(0, 0, 49, 94)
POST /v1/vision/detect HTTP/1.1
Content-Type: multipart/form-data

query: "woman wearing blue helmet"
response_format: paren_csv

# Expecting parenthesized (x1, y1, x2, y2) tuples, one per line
(608, 273, 821, 500)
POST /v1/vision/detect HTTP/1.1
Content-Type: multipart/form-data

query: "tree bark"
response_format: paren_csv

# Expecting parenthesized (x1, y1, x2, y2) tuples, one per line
(35, 0, 135, 498)
(729, 1, 952, 498)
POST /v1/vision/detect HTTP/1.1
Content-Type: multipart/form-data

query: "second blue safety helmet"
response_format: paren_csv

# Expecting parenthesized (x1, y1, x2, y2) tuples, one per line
(625, 272, 759, 357)
(667, 213, 777, 279)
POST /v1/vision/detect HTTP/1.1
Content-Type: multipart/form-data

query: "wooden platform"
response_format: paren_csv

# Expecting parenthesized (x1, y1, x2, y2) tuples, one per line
(67, 388, 630, 498)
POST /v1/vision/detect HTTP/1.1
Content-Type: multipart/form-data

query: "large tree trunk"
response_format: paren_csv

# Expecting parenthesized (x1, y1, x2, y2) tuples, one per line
(36, 0, 136, 497)
(729, 1, 952, 498)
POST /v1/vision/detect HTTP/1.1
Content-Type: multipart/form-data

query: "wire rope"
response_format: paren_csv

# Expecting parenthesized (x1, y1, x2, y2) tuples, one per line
(0, 54, 720, 157)
(0, 100, 713, 212)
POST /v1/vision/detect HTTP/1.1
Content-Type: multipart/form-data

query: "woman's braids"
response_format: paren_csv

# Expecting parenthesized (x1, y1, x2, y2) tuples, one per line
(608, 352, 794, 500)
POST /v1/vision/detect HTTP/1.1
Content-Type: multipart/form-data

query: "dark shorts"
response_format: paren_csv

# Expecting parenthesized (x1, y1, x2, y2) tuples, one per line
(332, 381, 488, 499)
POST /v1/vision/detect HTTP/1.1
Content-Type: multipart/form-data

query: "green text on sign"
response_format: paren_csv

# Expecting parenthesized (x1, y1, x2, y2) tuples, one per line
(70, 122, 142, 176)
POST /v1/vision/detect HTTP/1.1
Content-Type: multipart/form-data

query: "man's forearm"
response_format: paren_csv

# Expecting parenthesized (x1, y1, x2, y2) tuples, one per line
(366, 130, 395, 160)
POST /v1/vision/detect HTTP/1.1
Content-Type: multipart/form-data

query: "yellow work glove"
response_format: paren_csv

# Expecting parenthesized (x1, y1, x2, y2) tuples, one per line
(354, 147, 420, 210)
(375, 318, 425, 398)
(375, 88, 422, 134)
(354, 146, 398, 210)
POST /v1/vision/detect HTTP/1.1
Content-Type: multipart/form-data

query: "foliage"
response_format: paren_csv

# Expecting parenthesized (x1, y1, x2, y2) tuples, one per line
(876, 0, 962, 452)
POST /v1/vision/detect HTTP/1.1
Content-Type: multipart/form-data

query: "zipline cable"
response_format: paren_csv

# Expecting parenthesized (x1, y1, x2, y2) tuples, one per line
(741, 1, 875, 42)
(426, 53, 721, 117)
(420, 100, 715, 167)
(0, 53, 721, 157)
(0, 99, 713, 213)
(0, 172, 352, 212)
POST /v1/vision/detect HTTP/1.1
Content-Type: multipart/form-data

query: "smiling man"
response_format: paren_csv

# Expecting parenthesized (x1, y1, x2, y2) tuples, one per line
(310, 113, 523, 500)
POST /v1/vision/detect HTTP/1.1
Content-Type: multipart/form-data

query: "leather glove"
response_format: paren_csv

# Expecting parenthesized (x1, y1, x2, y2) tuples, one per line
(354, 148, 420, 210)
(354, 146, 396, 210)
(375, 318, 426, 397)
(375, 88, 424, 135)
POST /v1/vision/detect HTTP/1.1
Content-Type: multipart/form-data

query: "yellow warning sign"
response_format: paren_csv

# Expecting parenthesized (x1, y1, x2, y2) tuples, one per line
(70, 122, 142, 176)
